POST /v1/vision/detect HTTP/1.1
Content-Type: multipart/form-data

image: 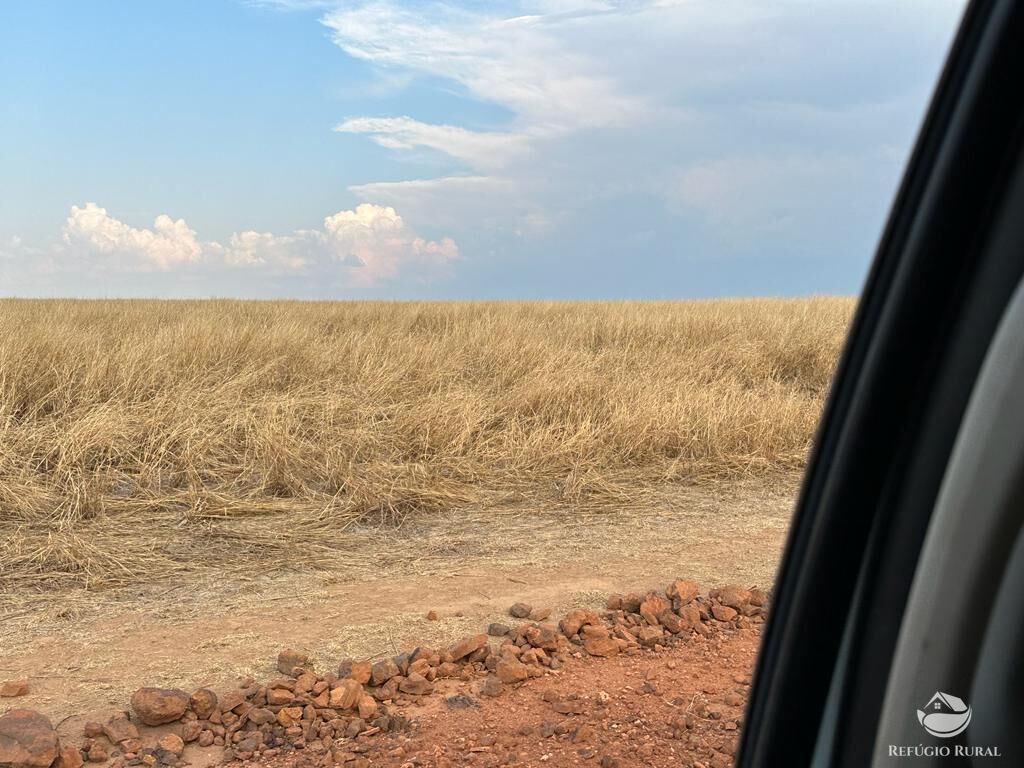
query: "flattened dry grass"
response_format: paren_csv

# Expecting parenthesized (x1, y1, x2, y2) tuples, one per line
(0, 298, 853, 596)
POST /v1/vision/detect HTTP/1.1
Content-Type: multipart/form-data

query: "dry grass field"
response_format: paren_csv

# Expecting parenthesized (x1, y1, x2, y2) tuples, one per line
(0, 297, 853, 602)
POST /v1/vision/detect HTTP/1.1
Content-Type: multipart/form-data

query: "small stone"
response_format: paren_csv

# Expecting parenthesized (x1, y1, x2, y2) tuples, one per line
(0, 680, 29, 698)
(582, 628, 618, 657)
(102, 713, 139, 744)
(711, 604, 738, 622)
(371, 659, 400, 686)
(528, 607, 552, 622)
(449, 634, 488, 661)
(666, 579, 699, 605)
(276, 706, 304, 728)
(508, 603, 532, 619)
(639, 593, 670, 626)
(198, 731, 215, 748)
(347, 661, 372, 685)
(130, 688, 190, 726)
(710, 585, 752, 611)
(55, 745, 84, 768)
(357, 695, 377, 720)
(189, 689, 217, 719)
(426, 610, 439, 621)
(247, 707, 275, 725)
(487, 623, 510, 637)
(329, 680, 362, 710)
(157, 734, 184, 756)
(86, 741, 109, 763)
(495, 657, 530, 684)
(605, 595, 623, 611)
(0, 709, 60, 768)
(181, 722, 202, 743)
(217, 688, 245, 713)
(266, 687, 293, 706)
(398, 673, 432, 696)
(277, 648, 310, 676)
(83, 723, 104, 739)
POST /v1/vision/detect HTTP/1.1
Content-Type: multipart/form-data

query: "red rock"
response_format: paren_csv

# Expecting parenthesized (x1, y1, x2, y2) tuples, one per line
(749, 588, 770, 607)
(480, 676, 503, 697)
(525, 625, 560, 651)
(217, 688, 245, 713)
(398, 673, 433, 696)
(677, 602, 701, 630)
(357, 695, 377, 720)
(54, 745, 83, 768)
(277, 649, 310, 676)
(86, 741, 108, 763)
(508, 603, 532, 619)
(330, 679, 362, 709)
(425, 610, 439, 621)
(710, 586, 752, 611)
(371, 658, 400, 685)
(130, 688, 189, 726)
(198, 731, 215, 748)
(189, 688, 218, 719)
(621, 593, 643, 613)
(487, 623, 510, 636)
(638, 626, 665, 647)
(101, 713, 139, 744)
(266, 687, 293, 706)
(582, 628, 619, 657)
(667, 579, 699, 605)
(0, 710, 60, 768)
(528, 607, 552, 621)
(83, 723, 104, 739)
(605, 594, 623, 611)
(348, 661, 372, 685)
(450, 634, 488, 661)
(659, 610, 685, 634)
(294, 671, 317, 692)
(495, 657, 529, 684)
(181, 721, 202, 743)
(0, 680, 29, 698)
(639, 593, 670, 626)
(561, 608, 601, 637)
(276, 706, 303, 728)
(711, 604, 738, 621)
(157, 734, 184, 756)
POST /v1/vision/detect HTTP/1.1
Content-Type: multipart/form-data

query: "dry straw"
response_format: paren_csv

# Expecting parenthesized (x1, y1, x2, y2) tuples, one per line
(0, 298, 853, 597)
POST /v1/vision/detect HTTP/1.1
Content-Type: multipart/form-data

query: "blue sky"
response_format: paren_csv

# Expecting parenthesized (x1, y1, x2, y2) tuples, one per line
(0, 0, 964, 299)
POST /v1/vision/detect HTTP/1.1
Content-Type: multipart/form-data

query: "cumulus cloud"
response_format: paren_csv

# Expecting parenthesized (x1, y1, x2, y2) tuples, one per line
(63, 203, 202, 269)
(57, 202, 458, 285)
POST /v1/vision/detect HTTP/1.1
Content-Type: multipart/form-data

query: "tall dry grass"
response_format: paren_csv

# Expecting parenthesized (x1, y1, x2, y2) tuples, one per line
(0, 298, 853, 593)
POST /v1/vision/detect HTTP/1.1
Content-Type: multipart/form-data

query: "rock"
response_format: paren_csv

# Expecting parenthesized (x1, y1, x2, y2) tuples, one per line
(102, 713, 139, 744)
(450, 634, 488, 661)
(189, 689, 218, 719)
(561, 609, 601, 637)
(659, 610, 685, 634)
(85, 741, 108, 763)
(247, 707, 274, 725)
(710, 586, 751, 611)
(0, 680, 30, 698)
(605, 594, 623, 611)
(426, 610, 439, 621)
(639, 593, 670, 626)
(581, 627, 618, 657)
(711, 604, 738, 622)
(130, 688, 190, 726)
(749, 588, 770, 607)
(276, 706, 303, 728)
(667, 579, 699, 605)
(637, 625, 665, 647)
(525, 625, 560, 651)
(528, 607, 552, 622)
(198, 731, 215, 748)
(181, 722, 202, 743)
(0, 710, 60, 768)
(329, 680, 362, 709)
(371, 659, 400, 686)
(495, 657, 529, 684)
(55, 745, 84, 768)
(345, 661, 371, 685)
(508, 603, 532, 619)
(266, 687, 293, 706)
(621, 593, 643, 613)
(83, 723, 104, 739)
(480, 676, 503, 697)
(357, 695, 377, 720)
(677, 602, 701, 630)
(487, 623, 510, 637)
(217, 688, 245, 713)
(157, 734, 184, 756)
(294, 671, 317, 692)
(277, 649, 310, 676)
(398, 673, 433, 696)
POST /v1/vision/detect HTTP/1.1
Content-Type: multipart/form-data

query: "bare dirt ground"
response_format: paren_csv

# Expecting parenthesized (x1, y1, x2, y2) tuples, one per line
(1, 476, 797, 767)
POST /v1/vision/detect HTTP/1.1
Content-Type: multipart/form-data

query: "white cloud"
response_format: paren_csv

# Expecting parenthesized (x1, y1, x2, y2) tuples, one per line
(56, 202, 457, 284)
(335, 116, 530, 169)
(63, 202, 202, 269)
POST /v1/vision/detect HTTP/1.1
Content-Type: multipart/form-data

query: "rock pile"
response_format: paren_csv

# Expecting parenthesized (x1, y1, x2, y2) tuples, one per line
(0, 580, 768, 768)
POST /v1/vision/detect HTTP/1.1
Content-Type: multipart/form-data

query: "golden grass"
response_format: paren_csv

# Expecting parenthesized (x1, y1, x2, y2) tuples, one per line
(0, 297, 853, 595)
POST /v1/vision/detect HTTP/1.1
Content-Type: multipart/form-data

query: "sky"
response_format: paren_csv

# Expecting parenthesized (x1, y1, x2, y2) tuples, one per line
(0, 0, 965, 299)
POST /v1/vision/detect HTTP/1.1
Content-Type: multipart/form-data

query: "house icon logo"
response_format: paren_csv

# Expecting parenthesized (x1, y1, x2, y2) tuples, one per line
(917, 692, 972, 738)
